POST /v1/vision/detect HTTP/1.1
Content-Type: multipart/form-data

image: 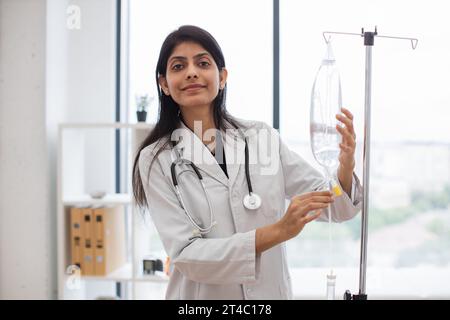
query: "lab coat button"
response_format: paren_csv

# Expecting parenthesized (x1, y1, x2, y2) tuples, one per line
(247, 288, 252, 295)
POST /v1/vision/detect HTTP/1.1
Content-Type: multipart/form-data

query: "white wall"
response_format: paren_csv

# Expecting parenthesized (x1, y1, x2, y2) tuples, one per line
(0, 0, 51, 299)
(0, 0, 117, 299)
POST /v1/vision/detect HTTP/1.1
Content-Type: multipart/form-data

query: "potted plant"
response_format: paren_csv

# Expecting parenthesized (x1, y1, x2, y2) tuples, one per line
(136, 94, 153, 122)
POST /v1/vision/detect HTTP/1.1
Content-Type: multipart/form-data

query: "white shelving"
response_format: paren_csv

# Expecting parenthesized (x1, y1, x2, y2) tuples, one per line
(79, 263, 133, 282)
(63, 193, 132, 206)
(135, 273, 170, 283)
(57, 122, 168, 300)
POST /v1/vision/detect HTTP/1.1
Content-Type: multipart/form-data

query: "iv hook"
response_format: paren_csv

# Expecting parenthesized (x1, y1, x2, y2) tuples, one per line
(323, 27, 418, 49)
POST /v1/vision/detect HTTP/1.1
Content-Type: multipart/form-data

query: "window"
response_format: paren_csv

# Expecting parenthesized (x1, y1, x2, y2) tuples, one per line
(280, 0, 450, 298)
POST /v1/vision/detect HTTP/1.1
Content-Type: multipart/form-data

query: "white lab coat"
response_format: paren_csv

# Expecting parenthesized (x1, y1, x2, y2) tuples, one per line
(138, 118, 363, 300)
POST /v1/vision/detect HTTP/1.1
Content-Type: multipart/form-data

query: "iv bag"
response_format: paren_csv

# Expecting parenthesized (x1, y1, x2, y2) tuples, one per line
(310, 41, 342, 170)
(310, 41, 343, 295)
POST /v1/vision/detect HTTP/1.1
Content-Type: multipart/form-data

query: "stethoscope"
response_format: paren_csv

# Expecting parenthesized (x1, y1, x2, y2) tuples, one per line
(170, 133, 262, 235)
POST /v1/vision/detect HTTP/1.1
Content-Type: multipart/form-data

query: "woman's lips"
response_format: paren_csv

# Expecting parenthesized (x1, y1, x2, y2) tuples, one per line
(183, 84, 205, 91)
(186, 87, 202, 91)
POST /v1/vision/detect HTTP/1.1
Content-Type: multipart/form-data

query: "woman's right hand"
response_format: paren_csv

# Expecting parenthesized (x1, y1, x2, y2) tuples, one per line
(276, 190, 334, 242)
(255, 190, 334, 254)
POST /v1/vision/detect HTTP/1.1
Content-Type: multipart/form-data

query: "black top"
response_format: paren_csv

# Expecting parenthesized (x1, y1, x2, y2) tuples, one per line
(211, 147, 228, 179)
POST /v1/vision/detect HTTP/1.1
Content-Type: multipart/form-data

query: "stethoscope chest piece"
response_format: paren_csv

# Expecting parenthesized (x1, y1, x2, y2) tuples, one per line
(243, 192, 262, 210)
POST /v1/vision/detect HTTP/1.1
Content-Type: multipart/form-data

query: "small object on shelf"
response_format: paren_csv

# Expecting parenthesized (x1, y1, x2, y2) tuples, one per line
(137, 111, 147, 122)
(143, 259, 155, 275)
(135, 94, 154, 123)
(89, 191, 106, 199)
(142, 256, 163, 275)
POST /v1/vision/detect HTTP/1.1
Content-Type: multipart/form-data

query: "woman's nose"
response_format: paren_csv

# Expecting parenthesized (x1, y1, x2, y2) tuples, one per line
(187, 73, 198, 79)
(185, 64, 199, 79)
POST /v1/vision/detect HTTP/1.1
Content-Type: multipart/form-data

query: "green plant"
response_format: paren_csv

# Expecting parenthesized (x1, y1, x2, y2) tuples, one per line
(136, 94, 153, 112)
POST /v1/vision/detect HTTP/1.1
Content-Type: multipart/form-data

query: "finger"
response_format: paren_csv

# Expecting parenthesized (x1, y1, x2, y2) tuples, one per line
(339, 143, 353, 153)
(336, 125, 356, 147)
(338, 126, 348, 146)
(311, 195, 335, 203)
(301, 209, 322, 224)
(301, 195, 335, 204)
(299, 202, 330, 216)
(336, 124, 351, 144)
(336, 113, 355, 136)
(340, 107, 354, 120)
(294, 191, 333, 201)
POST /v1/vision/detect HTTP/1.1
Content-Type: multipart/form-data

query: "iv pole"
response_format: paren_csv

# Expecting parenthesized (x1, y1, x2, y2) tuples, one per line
(321, 27, 418, 300)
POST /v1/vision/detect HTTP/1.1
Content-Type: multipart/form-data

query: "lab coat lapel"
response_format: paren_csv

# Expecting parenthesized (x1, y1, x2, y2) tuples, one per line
(223, 128, 246, 189)
(174, 122, 229, 188)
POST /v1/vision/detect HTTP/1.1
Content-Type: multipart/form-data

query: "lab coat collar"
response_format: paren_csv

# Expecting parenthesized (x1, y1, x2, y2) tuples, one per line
(172, 120, 246, 188)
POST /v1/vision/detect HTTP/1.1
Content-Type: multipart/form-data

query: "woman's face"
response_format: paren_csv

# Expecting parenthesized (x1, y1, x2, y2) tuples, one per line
(159, 41, 227, 112)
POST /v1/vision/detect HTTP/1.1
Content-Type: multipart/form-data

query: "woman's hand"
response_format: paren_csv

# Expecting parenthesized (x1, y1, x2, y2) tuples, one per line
(256, 191, 334, 254)
(336, 107, 356, 170)
(276, 191, 334, 242)
(255, 192, 334, 254)
(335, 107, 357, 197)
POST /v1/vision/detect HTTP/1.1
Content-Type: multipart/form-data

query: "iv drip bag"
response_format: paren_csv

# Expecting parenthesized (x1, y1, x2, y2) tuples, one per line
(310, 40, 343, 171)
(310, 40, 343, 197)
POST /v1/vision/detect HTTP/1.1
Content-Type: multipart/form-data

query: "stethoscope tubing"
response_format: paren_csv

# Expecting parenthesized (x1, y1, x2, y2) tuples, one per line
(170, 133, 259, 235)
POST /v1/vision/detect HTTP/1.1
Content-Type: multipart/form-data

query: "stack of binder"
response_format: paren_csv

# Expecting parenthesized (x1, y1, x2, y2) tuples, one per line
(69, 205, 126, 276)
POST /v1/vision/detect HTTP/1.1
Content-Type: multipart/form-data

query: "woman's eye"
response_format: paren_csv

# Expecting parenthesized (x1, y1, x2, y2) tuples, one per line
(172, 64, 183, 70)
(199, 61, 210, 67)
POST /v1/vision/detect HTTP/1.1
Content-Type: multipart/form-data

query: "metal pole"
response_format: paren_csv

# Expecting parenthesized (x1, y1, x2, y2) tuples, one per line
(359, 43, 373, 297)
(354, 30, 376, 299)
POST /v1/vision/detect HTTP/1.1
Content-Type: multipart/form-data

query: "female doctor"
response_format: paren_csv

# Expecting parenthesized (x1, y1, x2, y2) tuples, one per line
(132, 25, 363, 300)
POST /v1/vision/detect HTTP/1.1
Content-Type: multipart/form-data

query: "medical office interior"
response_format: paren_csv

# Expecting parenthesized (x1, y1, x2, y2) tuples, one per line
(1, 0, 449, 300)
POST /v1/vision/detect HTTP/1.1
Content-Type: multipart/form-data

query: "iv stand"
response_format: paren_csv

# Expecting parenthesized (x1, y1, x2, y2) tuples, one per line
(321, 27, 418, 300)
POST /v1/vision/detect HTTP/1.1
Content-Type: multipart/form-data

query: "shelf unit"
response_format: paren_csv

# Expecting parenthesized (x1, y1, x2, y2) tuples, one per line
(57, 123, 169, 300)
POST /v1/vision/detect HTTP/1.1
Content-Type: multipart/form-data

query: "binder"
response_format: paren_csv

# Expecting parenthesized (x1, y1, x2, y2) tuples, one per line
(93, 206, 105, 275)
(81, 207, 95, 275)
(93, 205, 126, 276)
(69, 207, 83, 271)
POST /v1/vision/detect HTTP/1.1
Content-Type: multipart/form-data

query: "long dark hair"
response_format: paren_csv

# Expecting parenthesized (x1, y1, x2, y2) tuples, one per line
(132, 25, 241, 209)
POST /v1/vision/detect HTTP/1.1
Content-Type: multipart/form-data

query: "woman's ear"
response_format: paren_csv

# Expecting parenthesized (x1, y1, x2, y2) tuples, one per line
(158, 75, 170, 96)
(219, 68, 228, 90)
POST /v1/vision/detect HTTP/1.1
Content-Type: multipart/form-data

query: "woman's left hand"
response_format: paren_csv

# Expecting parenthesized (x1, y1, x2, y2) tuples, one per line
(336, 107, 356, 170)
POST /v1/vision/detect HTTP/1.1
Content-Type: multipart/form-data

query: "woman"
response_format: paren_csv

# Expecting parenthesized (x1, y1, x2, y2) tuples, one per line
(132, 25, 362, 299)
